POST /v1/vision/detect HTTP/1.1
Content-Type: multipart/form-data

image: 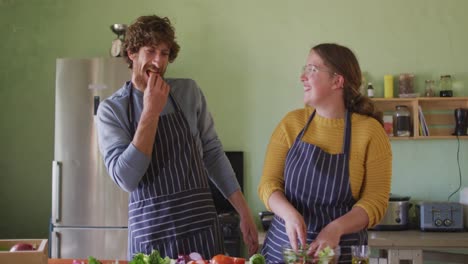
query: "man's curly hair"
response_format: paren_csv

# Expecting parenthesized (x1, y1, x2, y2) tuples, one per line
(123, 15, 180, 68)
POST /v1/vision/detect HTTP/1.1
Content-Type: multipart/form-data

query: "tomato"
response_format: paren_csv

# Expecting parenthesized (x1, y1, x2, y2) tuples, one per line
(233, 257, 245, 264)
(211, 254, 245, 264)
(212, 254, 233, 264)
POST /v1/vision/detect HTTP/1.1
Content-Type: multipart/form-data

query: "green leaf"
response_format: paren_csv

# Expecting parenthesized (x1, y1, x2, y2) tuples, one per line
(249, 253, 266, 264)
(88, 256, 101, 264)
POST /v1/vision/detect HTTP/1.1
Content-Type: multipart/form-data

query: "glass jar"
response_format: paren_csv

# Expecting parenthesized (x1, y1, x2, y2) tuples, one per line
(398, 73, 415, 95)
(393, 105, 411, 137)
(440, 75, 452, 90)
(424, 80, 435, 97)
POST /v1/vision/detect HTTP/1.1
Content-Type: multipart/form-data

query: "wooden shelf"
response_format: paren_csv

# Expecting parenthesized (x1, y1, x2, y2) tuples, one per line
(372, 97, 468, 140)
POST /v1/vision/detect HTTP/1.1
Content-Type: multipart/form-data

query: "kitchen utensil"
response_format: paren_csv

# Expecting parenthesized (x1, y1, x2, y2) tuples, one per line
(110, 24, 127, 36)
(110, 24, 127, 57)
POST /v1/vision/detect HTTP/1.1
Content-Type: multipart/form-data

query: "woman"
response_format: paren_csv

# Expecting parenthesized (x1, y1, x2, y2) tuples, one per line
(258, 43, 392, 263)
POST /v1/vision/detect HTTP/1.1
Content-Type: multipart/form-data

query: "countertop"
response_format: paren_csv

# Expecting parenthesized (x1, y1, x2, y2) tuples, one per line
(368, 230, 468, 249)
(259, 230, 468, 249)
(47, 230, 468, 263)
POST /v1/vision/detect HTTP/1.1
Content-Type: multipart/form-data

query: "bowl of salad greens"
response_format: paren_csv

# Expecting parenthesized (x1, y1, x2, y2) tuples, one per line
(282, 244, 340, 264)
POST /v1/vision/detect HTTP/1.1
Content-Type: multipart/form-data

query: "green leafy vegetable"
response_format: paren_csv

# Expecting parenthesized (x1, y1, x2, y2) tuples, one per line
(317, 246, 335, 264)
(88, 256, 102, 264)
(249, 253, 266, 264)
(130, 249, 171, 264)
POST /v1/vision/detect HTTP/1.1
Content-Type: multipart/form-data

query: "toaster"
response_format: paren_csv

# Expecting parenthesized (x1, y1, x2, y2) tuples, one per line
(418, 202, 464, 232)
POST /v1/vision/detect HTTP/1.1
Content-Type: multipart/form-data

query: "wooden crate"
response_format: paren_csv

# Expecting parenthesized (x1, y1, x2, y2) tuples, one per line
(0, 239, 48, 264)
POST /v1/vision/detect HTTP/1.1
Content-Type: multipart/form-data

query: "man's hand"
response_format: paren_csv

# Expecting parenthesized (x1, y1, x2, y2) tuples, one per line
(143, 72, 169, 115)
(133, 72, 170, 156)
(239, 211, 259, 256)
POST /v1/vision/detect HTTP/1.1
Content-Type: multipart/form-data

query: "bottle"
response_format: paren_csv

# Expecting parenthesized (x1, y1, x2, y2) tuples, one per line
(393, 105, 411, 137)
(384, 75, 394, 98)
(367, 82, 374, 98)
(359, 75, 367, 95)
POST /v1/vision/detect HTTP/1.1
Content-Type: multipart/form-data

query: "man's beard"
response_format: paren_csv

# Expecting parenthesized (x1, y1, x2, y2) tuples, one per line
(133, 72, 147, 89)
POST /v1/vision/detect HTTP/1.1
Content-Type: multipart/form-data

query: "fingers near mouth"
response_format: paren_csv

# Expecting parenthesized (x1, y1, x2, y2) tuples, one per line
(145, 68, 158, 77)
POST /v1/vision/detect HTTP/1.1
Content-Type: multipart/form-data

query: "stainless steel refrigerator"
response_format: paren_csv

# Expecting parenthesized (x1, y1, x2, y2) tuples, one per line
(50, 58, 131, 260)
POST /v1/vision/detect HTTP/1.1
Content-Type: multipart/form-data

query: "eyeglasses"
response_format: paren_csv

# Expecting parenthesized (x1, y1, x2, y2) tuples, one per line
(301, 65, 337, 76)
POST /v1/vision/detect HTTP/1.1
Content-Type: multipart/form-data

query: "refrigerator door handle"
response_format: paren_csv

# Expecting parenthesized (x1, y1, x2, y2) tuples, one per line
(53, 231, 61, 258)
(52, 160, 62, 223)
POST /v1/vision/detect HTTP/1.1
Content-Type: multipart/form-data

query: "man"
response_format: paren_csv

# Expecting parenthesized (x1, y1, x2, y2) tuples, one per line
(97, 15, 258, 260)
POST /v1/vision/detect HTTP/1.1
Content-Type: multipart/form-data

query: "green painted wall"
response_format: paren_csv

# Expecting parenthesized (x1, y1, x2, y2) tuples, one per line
(1, 0, 467, 242)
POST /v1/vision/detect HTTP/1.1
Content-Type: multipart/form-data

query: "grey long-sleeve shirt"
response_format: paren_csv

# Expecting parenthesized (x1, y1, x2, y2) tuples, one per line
(96, 78, 239, 199)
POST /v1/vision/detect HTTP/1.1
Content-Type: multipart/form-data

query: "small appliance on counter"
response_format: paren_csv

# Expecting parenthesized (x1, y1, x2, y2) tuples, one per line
(460, 187, 468, 229)
(259, 211, 274, 231)
(418, 202, 464, 232)
(371, 194, 411, 231)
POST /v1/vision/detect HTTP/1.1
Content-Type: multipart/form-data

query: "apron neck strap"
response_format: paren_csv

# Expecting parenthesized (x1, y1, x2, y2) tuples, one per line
(300, 109, 352, 155)
(127, 81, 181, 138)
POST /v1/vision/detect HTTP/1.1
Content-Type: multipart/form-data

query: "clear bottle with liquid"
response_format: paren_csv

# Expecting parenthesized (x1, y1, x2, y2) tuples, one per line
(367, 82, 374, 98)
(359, 75, 367, 95)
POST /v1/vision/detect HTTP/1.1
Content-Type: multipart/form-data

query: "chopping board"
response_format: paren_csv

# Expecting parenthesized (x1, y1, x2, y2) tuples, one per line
(48, 260, 128, 264)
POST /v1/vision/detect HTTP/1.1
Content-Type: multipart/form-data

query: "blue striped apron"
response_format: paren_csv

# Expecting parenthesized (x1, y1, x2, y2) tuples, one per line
(261, 110, 367, 263)
(126, 85, 224, 260)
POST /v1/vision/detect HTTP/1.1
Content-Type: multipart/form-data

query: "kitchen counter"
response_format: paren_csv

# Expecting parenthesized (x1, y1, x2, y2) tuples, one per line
(260, 230, 468, 263)
(48, 231, 468, 264)
(368, 230, 468, 249)
(259, 230, 468, 248)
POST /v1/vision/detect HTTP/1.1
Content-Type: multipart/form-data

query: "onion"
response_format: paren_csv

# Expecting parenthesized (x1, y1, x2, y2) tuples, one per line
(176, 254, 187, 264)
(189, 252, 203, 261)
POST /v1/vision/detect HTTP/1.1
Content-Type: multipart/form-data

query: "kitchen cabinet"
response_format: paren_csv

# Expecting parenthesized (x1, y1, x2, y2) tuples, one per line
(372, 97, 468, 139)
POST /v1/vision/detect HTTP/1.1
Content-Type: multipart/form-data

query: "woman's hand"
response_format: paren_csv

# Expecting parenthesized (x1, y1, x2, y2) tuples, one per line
(268, 191, 307, 252)
(283, 210, 307, 252)
(307, 221, 343, 256)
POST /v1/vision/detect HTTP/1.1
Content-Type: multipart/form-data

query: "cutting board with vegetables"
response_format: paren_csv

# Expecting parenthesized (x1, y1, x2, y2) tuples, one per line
(48, 250, 266, 264)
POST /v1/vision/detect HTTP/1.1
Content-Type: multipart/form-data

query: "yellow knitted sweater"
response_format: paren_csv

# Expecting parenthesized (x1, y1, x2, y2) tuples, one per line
(258, 107, 392, 228)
